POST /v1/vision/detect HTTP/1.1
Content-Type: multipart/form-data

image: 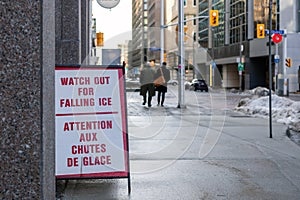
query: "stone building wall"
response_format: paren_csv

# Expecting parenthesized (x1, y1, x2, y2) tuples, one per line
(0, 0, 90, 198)
(0, 1, 43, 199)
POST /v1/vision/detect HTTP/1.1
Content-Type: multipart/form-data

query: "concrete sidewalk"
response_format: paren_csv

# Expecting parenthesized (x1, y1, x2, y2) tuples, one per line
(57, 88, 300, 200)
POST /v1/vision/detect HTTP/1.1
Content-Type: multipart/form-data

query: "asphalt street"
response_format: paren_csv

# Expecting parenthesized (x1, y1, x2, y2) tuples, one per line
(56, 86, 300, 200)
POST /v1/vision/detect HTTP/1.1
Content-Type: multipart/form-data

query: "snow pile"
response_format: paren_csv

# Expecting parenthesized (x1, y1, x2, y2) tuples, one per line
(235, 87, 300, 132)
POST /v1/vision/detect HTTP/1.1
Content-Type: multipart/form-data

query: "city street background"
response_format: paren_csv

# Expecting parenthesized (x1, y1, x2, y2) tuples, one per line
(57, 86, 300, 200)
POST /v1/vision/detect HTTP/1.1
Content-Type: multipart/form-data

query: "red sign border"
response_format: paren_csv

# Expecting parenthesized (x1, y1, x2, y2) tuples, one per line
(55, 65, 130, 180)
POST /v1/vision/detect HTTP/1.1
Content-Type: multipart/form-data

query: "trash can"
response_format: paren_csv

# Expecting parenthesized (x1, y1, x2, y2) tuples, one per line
(277, 78, 289, 96)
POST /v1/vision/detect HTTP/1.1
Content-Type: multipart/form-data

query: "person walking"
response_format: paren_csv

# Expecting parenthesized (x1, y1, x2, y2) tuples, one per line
(139, 62, 155, 107)
(154, 62, 170, 107)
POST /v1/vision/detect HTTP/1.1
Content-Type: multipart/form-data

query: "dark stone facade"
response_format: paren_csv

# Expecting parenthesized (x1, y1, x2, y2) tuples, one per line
(0, 1, 42, 199)
(0, 0, 90, 199)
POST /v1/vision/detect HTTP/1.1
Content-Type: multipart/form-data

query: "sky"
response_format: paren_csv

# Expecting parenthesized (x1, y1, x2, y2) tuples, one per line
(92, 0, 132, 48)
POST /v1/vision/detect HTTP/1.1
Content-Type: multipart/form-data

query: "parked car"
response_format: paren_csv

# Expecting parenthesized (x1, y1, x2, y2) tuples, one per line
(190, 79, 208, 92)
(167, 79, 178, 86)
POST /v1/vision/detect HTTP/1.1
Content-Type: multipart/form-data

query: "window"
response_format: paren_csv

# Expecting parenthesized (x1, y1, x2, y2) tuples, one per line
(193, 0, 197, 6)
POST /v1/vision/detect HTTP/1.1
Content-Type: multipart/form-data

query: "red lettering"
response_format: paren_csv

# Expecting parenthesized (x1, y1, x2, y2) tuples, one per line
(79, 134, 85, 142)
(106, 155, 111, 164)
(94, 76, 110, 85)
(61, 77, 68, 85)
(78, 87, 94, 96)
(67, 157, 78, 167)
(79, 133, 98, 142)
(101, 144, 106, 152)
(92, 133, 97, 141)
(95, 156, 100, 165)
(71, 146, 76, 154)
(63, 123, 69, 131)
(71, 144, 102, 154)
(82, 156, 112, 166)
(98, 97, 112, 106)
(60, 77, 90, 85)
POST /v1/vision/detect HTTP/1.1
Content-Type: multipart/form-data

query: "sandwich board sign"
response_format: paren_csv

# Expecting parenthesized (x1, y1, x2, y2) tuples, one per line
(55, 65, 130, 192)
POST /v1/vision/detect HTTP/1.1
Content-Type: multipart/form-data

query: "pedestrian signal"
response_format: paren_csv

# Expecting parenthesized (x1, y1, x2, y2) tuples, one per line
(285, 58, 292, 67)
(257, 24, 265, 38)
(210, 10, 219, 26)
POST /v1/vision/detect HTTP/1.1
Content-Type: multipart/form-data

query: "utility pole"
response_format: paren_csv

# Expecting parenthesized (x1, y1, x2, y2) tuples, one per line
(268, 0, 273, 138)
(178, 0, 185, 108)
(160, 0, 164, 65)
(239, 16, 243, 92)
(211, 27, 215, 88)
(160, 10, 208, 108)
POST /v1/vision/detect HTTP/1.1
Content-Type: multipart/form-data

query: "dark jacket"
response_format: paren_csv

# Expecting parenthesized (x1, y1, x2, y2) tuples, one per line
(140, 64, 155, 96)
(154, 65, 171, 92)
(140, 66, 155, 85)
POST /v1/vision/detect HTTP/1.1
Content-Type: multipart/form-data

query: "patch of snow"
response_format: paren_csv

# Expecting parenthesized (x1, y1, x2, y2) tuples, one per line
(235, 87, 300, 132)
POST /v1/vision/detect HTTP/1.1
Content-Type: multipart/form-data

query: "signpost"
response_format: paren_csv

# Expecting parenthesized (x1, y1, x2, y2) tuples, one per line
(55, 65, 130, 193)
(268, 0, 273, 138)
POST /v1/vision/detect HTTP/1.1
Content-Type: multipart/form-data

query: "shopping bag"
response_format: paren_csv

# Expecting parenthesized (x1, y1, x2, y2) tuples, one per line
(154, 75, 165, 87)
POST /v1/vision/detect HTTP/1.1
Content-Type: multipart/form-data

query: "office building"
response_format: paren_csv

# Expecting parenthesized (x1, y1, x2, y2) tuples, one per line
(197, 0, 300, 92)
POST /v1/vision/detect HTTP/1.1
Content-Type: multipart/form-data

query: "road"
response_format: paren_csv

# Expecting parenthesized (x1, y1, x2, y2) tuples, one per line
(57, 86, 300, 200)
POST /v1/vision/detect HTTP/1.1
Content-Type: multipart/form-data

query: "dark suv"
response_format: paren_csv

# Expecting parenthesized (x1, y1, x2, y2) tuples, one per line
(191, 79, 208, 92)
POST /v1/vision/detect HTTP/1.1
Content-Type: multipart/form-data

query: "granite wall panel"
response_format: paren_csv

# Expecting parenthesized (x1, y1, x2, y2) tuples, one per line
(0, 0, 90, 198)
(56, 0, 81, 65)
(0, 1, 42, 199)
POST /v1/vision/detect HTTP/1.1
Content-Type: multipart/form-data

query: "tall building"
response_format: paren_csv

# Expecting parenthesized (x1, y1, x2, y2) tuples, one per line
(165, 0, 198, 80)
(147, 0, 163, 63)
(132, 0, 148, 71)
(197, 0, 300, 92)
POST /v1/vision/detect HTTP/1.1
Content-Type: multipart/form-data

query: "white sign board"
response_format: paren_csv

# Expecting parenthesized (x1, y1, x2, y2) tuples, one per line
(55, 66, 129, 179)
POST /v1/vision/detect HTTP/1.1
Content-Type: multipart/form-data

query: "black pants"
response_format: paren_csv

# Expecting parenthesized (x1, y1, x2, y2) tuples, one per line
(157, 91, 165, 105)
(143, 92, 152, 106)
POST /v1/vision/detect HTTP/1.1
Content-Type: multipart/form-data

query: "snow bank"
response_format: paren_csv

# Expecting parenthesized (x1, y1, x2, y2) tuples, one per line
(235, 87, 300, 132)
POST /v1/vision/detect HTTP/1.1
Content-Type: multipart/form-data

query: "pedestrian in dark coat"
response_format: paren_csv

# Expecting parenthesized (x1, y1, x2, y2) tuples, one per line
(154, 62, 170, 106)
(140, 62, 155, 107)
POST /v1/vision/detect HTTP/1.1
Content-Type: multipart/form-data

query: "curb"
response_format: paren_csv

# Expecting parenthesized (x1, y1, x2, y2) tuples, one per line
(286, 127, 300, 146)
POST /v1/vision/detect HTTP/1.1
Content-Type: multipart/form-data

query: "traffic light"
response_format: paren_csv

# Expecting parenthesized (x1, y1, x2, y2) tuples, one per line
(163, 53, 167, 62)
(210, 10, 219, 26)
(184, 26, 188, 42)
(175, 25, 188, 44)
(256, 24, 265, 38)
(96, 32, 104, 46)
(285, 58, 292, 67)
